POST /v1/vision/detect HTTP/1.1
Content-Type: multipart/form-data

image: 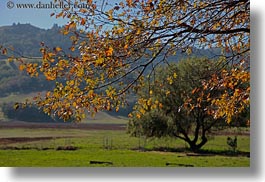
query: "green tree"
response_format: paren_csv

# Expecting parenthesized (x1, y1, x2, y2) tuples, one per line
(128, 58, 235, 152)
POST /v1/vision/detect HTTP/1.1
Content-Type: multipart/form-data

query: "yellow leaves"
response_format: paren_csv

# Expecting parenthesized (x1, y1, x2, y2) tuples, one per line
(70, 46, 75, 52)
(76, 68, 84, 77)
(212, 22, 221, 30)
(105, 47, 114, 57)
(72, 102, 77, 108)
(62, 21, 76, 35)
(45, 71, 56, 81)
(186, 47, 192, 55)
(7, 0, 249, 124)
(19, 64, 26, 71)
(199, 1, 205, 8)
(13, 103, 19, 110)
(126, 0, 133, 7)
(106, 86, 116, 99)
(203, 65, 250, 124)
(107, 9, 114, 21)
(7, 57, 14, 62)
(196, 97, 202, 104)
(55, 47, 62, 52)
(23, 63, 39, 77)
(206, 93, 211, 102)
(147, 98, 152, 106)
(62, 29, 69, 35)
(68, 80, 75, 86)
(132, 96, 164, 118)
(46, 91, 51, 97)
(82, 55, 90, 62)
(42, 51, 55, 61)
(139, 108, 146, 115)
(58, 59, 68, 68)
(143, 5, 151, 13)
(68, 21, 76, 30)
(166, 72, 177, 85)
(40, 47, 45, 54)
(48, 52, 55, 58)
(117, 27, 125, 34)
(166, 90, 171, 96)
(193, 2, 197, 8)
(173, 72, 177, 79)
(200, 37, 207, 43)
(124, 44, 129, 50)
(42, 61, 50, 69)
(95, 57, 104, 65)
(81, 113, 86, 119)
(149, 90, 153, 95)
(79, 8, 88, 14)
(136, 28, 141, 35)
(56, 11, 64, 19)
(167, 76, 173, 85)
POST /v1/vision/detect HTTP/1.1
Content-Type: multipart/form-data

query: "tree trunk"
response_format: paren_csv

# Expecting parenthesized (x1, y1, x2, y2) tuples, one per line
(187, 135, 208, 152)
(187, 132, 208, 152)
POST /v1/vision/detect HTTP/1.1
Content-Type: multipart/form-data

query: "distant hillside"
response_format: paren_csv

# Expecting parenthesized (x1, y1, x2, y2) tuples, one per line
(0, 23, 74, 96)
(0, 23, 224, 97)
(0, 23, 72, 58)
(0, 23, 222, 59)
(0, 23, 225, 119)
(0, 59, 54, 97)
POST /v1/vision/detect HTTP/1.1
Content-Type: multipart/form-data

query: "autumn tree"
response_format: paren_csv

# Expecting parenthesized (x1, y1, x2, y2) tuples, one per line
(0, 0, 250, 122)
(128, 58, 235, 152)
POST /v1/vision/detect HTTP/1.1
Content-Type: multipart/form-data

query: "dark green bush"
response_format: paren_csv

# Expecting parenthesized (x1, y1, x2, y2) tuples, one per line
(1, 103, 64, 123)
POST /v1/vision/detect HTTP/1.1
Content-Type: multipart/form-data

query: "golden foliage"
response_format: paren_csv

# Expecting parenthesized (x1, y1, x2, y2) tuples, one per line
(2, 0, 249, 122)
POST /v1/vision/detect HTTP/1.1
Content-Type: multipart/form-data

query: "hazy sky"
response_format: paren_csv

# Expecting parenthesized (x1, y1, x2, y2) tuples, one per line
(0, 0, 68, 29)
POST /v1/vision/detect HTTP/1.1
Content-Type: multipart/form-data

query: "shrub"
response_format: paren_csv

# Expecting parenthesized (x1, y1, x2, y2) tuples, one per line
(1, 103, 64, 123)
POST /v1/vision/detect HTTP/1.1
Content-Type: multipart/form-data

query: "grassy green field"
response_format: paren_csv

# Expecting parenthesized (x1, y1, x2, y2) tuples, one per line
(0, 83, 250, 167)
(0, 128, 250, 167)
(0, 90, 250, 167)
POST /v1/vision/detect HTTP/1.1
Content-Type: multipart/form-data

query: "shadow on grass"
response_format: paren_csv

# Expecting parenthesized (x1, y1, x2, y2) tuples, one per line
(134, 147, 250, 157)
(0, 145, 79, 151)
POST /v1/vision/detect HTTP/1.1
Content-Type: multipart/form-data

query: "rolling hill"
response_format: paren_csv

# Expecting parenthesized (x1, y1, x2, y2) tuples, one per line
(0, 23, 72, 58)
(0, 23, 222, 123)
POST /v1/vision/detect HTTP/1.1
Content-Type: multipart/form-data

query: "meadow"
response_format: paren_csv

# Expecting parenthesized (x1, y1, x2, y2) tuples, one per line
(0, 78, 250, 167)
(0, 125, 250, 167)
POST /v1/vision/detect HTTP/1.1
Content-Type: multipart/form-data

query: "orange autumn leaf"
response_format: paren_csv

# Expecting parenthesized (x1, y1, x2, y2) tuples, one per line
(19, 64, 26, 71)
(106, 47, 113, 56)
(55, 47, 62, 52)
(81, 18, 86, 26)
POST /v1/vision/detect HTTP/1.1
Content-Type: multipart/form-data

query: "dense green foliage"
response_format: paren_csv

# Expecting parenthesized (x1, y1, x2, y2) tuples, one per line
(1, 103, 64, 123)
